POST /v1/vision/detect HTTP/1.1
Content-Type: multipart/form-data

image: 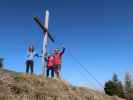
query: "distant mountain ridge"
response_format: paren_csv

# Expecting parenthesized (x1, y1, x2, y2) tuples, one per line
(0, 69, 125, 100)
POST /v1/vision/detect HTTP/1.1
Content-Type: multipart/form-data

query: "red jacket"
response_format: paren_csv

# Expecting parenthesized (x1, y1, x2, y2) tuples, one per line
(47, 56, 54, 68)
(54, 48, 65, 65)
(54, 53, 61, 65)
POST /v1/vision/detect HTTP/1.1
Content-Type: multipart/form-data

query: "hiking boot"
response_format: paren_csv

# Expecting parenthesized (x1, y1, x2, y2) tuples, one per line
(48, 77, 51, 80)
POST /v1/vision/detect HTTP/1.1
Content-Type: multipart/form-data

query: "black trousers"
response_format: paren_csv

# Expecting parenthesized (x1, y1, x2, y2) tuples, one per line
(46, 67, 54, 78)
(26, 60, 34, 74)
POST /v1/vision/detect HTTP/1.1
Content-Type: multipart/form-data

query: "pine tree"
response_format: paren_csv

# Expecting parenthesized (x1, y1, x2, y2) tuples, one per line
(112, 74, 118, 82)
(104, 73, 125, 98)
(124, 72, 133, 100)
(104, 80, 116, 96)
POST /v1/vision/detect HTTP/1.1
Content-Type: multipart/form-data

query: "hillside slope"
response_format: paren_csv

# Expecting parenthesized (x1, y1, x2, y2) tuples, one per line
(0, 69, 125, 100)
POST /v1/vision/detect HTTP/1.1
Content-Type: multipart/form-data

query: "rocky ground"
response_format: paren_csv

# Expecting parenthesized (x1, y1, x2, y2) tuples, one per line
(0, 69, 125, 100)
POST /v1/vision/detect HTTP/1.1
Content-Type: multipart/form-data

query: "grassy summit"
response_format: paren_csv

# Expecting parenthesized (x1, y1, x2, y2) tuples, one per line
(0, 69, 125, 100)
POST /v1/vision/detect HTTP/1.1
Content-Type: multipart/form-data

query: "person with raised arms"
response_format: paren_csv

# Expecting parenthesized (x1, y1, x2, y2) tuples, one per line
(25, 45, 39, 74)
(53, 44, 66, 79)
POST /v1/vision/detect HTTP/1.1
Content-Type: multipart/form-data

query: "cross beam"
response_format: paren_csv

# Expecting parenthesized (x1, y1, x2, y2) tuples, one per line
(33, 17, 55, 42)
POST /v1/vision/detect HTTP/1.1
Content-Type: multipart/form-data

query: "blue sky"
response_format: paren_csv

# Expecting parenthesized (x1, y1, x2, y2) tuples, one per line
(0, 0, 133, 89)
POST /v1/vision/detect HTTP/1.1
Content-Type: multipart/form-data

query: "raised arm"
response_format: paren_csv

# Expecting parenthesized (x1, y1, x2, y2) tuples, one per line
(60, 47, 66, 56)
(34, 53, 41, 57)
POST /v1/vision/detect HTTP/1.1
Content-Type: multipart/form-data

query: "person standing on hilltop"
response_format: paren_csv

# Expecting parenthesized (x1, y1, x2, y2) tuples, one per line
(45, 52, 55, 80)
(25, 45, 39, 74)
(54, 45, 66, 79)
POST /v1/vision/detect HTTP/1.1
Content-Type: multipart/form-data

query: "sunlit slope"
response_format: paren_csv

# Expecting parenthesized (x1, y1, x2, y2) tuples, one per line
(0, 69, 125, 100)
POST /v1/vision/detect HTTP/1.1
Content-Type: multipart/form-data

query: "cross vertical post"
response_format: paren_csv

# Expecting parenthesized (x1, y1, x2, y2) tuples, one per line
(33, 10, 55, 76)
(42, 10, 49, 75)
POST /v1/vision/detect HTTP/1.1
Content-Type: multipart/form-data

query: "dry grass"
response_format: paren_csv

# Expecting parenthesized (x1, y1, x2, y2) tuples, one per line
(0, 69, 125, 100)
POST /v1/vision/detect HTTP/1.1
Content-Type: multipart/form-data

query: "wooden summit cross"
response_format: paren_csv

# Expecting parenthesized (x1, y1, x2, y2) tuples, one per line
(34, 10, 55, 75)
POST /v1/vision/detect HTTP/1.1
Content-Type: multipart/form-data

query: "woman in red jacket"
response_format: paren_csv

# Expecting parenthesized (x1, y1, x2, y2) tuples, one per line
(45, 53, 55, 79)
(54, 45, 65, 79)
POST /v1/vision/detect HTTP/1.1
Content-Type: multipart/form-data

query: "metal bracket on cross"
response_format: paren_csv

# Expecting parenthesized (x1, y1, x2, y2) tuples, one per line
(33, 10, 55, 75)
